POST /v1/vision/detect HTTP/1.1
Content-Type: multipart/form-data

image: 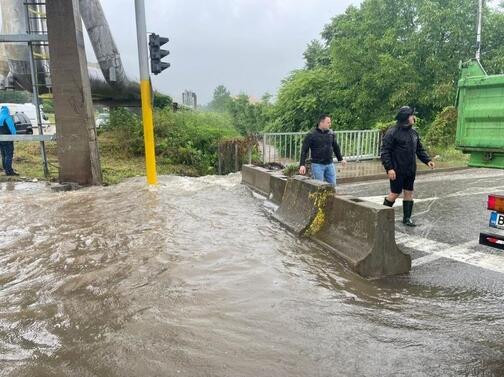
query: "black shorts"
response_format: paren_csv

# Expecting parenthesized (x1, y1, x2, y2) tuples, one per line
(390, 174, 415, 194)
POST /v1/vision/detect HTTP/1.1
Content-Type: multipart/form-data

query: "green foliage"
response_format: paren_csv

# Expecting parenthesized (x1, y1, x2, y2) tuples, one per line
(283, 163, 299, 177)
(303, 40, 331, 69)
(41, 98, 54, 113)
(0, 91, 32, 104)
(374, 120, 396, 134)
(227, 94, 273, 135)
(269, 68, 342, 132)
(273, 0, 504, 132)
(102, 107, 240, 175)
(208, 85, 232, 112)
(425, 106, 458, 147)
(208, 85, 273, 136)
(153, 92, 173, 109)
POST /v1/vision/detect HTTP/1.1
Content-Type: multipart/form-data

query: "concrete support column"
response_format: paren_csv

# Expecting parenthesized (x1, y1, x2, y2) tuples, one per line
(46, 0, 102, 185)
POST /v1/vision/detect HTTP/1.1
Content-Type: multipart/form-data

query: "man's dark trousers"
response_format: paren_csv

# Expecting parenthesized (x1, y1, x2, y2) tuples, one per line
(0, 141, 14, 174)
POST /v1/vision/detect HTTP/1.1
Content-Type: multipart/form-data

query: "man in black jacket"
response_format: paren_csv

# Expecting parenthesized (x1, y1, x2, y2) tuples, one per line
(381, 106, 435, 227)
(299, 114, 346, 187)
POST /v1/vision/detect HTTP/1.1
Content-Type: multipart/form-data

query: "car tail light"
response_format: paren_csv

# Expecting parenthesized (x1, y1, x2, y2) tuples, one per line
(487, 194, 504, 212)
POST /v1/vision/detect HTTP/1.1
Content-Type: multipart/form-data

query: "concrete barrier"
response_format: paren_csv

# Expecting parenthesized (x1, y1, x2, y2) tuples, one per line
(241, 165, 411, 278)
(269, 174, 287, 205)
(273, 176, 334, 234)
(241, 165, 273, 196)
(310, 195, 411, 278)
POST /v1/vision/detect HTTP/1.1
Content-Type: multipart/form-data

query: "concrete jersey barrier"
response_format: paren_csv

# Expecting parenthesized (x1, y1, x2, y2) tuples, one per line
(310, 195, 411, 277)
(241, 165, 411, 278)
(273, 176, 334, 235)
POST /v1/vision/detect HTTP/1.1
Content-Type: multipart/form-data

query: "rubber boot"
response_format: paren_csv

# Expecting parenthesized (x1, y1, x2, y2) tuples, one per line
(383, 198, 395, 207)
(403, 200, 416, 227)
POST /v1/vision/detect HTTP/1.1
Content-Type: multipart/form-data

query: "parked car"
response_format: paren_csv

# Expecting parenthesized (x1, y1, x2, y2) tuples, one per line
(0, 103, 49, 128)
(12, 112, 33, 134)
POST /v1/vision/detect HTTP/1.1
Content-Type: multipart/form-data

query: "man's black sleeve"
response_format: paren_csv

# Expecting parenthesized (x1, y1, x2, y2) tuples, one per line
(300, 132, 311, 166)
(333, 135, 343, 161)
(416, 134, 431, 165)
(380, 129, 395, 172)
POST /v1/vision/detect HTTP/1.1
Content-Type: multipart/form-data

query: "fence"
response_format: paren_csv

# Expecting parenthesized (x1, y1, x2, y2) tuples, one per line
(260, 130, 381, 165)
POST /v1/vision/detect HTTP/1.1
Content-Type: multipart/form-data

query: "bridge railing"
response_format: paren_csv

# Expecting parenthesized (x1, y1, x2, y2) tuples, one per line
(260, 130, 382, 165)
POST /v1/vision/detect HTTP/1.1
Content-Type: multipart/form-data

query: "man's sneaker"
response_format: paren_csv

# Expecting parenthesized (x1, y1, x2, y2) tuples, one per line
(6, 171, 20, 176)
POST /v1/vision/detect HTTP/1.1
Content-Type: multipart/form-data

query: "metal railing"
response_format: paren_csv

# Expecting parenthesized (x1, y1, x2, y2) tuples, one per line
(261, 130, 381, 164)
(0, 134, 56, 142)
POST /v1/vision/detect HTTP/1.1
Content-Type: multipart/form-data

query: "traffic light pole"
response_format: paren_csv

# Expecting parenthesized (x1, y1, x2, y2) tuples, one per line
(134, 0, 157, 185)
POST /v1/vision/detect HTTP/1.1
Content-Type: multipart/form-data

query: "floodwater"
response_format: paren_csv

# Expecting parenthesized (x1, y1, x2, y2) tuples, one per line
(0, 175, 503, 377)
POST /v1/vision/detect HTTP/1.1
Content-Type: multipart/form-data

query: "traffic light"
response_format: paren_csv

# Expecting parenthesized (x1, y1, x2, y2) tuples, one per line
(149, 33, 170, 75)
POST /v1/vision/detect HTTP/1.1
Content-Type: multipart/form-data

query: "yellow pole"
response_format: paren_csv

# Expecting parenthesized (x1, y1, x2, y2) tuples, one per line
(135, 0, 158, 185)
(140, 80, 157, 184)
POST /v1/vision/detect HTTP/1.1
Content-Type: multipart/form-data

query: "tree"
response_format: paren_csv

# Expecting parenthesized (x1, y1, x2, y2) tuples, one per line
(227, 94, 273, 135)
(272, 0, 504, 132)
(153, 92, 173, 109)
(208, 85, 232, 112)
(303, 40, 331, 69)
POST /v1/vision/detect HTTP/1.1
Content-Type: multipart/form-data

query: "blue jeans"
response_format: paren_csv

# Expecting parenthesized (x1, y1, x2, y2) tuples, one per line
(0, 141, 14, 174)
(311, 163, 336, 186)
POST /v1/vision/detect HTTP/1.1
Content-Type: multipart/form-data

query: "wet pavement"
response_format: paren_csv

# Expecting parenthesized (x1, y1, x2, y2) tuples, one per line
(0, 171, 503, 377)
(336, 160, 466, 182)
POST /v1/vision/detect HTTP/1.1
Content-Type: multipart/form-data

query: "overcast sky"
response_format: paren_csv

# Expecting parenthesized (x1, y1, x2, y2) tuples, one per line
(84, 0, 362, 104)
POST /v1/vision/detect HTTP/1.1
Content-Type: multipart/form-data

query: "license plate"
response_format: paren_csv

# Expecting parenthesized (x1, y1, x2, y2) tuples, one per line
(489, 211, 504, 229)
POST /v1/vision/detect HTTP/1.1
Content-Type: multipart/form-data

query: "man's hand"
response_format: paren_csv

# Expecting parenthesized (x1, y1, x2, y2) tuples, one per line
(387, 169, 396, 181)
(299, 165, 306, 175)
(428, 161, 435, 169)
(340, 160, 347, 166)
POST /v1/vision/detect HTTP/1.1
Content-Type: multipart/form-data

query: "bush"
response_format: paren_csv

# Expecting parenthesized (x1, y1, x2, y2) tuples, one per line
(101, 107, 241, 175)
(41, 98, 54, 113)
(154, 109, 239, 174)
(425, 106, 457, 148)
(0, 90, 31, 103)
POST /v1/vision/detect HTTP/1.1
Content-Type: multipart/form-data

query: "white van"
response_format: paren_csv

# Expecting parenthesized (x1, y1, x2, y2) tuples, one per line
(0, 103, 49, 128)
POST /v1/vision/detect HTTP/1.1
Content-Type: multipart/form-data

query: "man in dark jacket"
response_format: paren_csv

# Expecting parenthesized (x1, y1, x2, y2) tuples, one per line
(299, 114, 346, 187)
(0, 106, 18, 176)
(381, 106, 435, 226)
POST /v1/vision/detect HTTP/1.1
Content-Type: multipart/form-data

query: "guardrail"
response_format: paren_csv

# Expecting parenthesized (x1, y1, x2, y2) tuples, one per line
(0, 134, 56, 142)
(261, 130, 381, 164)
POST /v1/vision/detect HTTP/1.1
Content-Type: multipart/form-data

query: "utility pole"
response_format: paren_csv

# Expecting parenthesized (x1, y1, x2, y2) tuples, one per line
(134, 0, 157, 185)
(476, 0, 483, 61)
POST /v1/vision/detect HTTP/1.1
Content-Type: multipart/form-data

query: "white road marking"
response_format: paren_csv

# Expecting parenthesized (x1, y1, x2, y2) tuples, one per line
(360, 196, 438, 207)
(359, 187, 504, 207)
(396, 233, 504, 274)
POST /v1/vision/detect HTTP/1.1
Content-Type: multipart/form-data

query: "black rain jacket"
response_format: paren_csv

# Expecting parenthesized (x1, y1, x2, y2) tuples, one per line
(380, 122, 431, 176)
(300, 127, 343, 166)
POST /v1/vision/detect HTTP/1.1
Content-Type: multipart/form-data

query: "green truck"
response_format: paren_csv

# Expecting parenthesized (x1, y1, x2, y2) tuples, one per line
(456, 59, 504, 168)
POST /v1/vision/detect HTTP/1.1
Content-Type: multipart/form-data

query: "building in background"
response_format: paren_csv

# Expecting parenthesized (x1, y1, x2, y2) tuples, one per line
(182, 89, 197, 109)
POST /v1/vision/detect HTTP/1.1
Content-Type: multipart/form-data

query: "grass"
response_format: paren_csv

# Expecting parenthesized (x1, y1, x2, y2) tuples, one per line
(10, 138, 470, 185)
(11, 131, 200, 185)
(428, 146, 470, 166)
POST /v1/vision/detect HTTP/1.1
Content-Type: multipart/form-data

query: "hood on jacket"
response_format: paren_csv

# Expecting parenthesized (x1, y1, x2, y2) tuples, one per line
(0, 106, 11, 117)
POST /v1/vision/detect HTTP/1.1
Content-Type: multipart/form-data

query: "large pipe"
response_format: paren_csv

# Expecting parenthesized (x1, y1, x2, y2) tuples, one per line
(0, 0, 139, 101)
(79, 0, 131, 92)
(0, 0, 32, 90)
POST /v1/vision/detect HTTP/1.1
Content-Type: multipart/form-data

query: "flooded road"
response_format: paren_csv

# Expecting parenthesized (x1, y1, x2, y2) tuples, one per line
(1, 174, 503, 376)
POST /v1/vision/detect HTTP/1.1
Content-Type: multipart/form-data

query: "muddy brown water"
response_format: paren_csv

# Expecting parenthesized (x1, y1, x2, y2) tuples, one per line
(0, 176, 503, 377)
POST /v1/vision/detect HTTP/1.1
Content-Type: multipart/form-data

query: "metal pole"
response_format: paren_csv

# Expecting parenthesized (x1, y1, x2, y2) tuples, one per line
(25, 0, 49, 177)
(476, 0, 483, 61)
(135, 0, 157, 185)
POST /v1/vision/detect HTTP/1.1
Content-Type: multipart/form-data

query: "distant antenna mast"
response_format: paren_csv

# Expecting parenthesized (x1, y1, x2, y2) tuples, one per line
(476, 0, 483, 61)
